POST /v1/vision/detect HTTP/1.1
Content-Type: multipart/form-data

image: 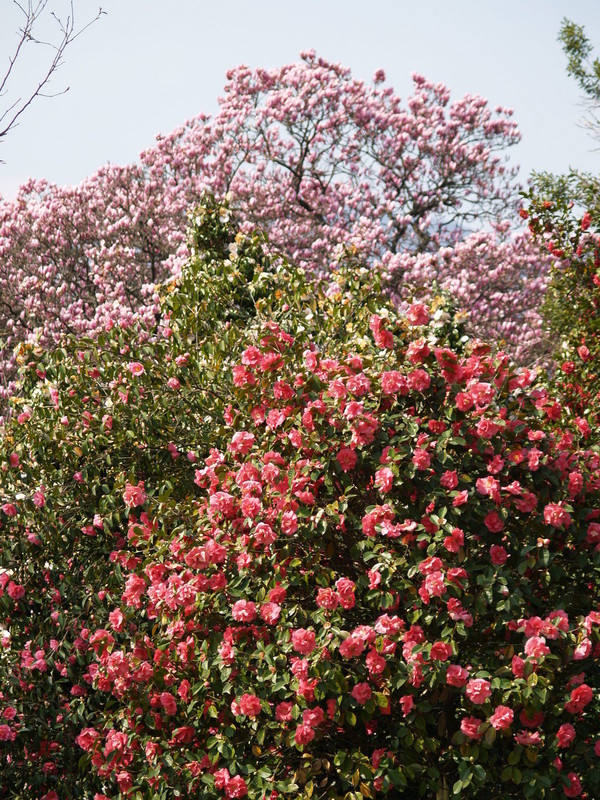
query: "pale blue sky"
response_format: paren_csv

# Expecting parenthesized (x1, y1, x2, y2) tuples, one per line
(1, 0, 600, 198)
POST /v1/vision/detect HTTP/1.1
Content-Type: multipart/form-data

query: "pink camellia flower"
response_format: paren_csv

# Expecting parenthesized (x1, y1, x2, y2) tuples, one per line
(281, 510, 298, 535)
(443, 527, 464, 553)
(225, 775, 248, 799)
(368, 568, 382, 588)
(231, 600, 257, 622)
(122, 481, 147, 507)
(241, 346, 261, 366)
(214, 768, 231, 790)
(75, 727, 100, 751)
(365, 648, 386, 675)
(514, 730, 543, 747)
(374, 467, 394, 493)
(127, 361, 145, 376)
(577, 344, 590, 361)
(316, 588, 340, 610)
(461, 716, 484, 740)
(294, 723, 315, 746)
(108, 609, 124, 632)
(484, 511, 504, 533)
(430, 641, 453, 661)
(524, 636, 550, 659)
(240, 496, 261, 518)
(160, 692, 177, 715)
(303, 706, 325, 727)
(116, 772, 133, 793)
(339, 634, 366, 658)
(253, 522, 277, 545)
(6, 582, 25, 601)
(229, 431, 256, 455)
(452, 490, 469, 507)
(238, 693, 262, 717)
(446, 664, 469, 687)
(466, 678, 492, 704)
(424, 570, 446, 598)
(406, 303, 429, 326)
(440, 470, 458, 489)
(412, 448, 431, 470)
(166, 377, 181, 390)
(573, 638, 592, 660)
(490, 545, 508, 565)
(543, 502, 572, 528)
(556, 723, 576, 748)
(336, 446, 357, 472)
(563, 772, 583, 797)
(380, 370, 408, 395)
(122, 574, 147, 608)
(291, 628, 316, 655)
(351, 682, 372, 705)
(489, 705, 514, 731)
(407, 368, 431, 392)
(511, 655, 525, 677)
(2, 503, 17, 517)
(335, 578, 356, 606)
(259, 602, 281, 625)
(275, 701, 293, 721)
(399, 695, 414, 716)
(374, 614, 404, 635)
(565, 684, 594, 714)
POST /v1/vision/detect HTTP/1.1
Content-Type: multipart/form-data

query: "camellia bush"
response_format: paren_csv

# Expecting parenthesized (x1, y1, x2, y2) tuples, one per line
(0, 199, 599, 799)
(0, 51, 550, 406)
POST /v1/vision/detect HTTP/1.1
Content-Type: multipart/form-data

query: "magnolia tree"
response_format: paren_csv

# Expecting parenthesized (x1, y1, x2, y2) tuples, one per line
(0, 199, 599, 799)
(0, 52, 550, 404)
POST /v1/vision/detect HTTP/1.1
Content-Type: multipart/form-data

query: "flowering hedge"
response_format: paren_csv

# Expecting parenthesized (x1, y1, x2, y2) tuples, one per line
(0, 199, 599, 799)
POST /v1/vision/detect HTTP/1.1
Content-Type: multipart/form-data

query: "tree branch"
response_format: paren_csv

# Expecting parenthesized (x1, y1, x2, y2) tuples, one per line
(0, 1, 105, 154)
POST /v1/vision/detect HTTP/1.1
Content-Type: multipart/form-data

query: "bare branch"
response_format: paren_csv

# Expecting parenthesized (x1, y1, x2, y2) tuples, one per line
(0, 1, 105, 154)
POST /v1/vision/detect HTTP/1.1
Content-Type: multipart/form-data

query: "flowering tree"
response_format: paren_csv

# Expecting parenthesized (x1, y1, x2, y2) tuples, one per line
(0, 51, 550, 406)
(1, 199, 599, 799)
